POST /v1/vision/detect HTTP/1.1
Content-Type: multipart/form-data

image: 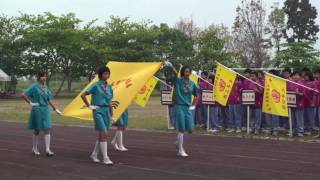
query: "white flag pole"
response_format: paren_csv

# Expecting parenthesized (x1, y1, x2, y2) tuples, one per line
(215, 61, 264, 89)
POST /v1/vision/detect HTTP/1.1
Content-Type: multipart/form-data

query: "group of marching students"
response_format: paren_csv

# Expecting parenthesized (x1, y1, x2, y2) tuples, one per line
(21, 61, 320, 165)
(167, 65, 320, 139)
(22, 67, 128, 165)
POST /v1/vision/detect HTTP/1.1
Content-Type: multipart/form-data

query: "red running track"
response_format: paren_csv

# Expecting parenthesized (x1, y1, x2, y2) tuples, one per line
(0, 121, 319, 180)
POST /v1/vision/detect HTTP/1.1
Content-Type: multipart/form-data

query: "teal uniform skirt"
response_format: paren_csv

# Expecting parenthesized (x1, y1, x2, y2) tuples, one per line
(113, 109, 128, 127)
(174, 105, 194, 132)
(93, 107, 110, 131)
(28, 106, 52, 131)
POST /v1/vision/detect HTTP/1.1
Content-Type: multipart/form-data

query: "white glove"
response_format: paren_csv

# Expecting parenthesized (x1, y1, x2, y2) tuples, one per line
(164, 61, 173, 67)
(189, 106, 196, 110)
(111, 116, 115, 123)
(192, 71, 198, 76)
(55, 109, 62, 116)
(89, 105, 100, 110)
(30, 102, 40, 107)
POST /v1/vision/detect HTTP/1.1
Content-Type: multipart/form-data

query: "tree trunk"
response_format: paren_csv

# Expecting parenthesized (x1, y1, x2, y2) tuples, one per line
(88, 68, 95, 82)
(54, 75, 66, 97)
(46, 72, 52, 89)
(67, 76, 72, 93)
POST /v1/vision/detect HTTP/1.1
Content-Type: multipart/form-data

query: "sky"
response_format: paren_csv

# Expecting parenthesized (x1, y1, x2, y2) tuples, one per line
(1, 0, 320, 48)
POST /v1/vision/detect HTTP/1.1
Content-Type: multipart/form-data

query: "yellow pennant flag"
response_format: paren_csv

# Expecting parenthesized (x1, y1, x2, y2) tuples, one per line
(62, 61, 162, 121)
(134, 76, 158, 107)
(178, 67, 199, 85)
(262, 73, 288, 117)
(190, 73, 199, 85)
(213, 63, 236, 106)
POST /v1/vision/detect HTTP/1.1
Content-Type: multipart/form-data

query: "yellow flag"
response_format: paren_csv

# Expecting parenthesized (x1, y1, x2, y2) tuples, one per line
(62, 61, 162, 121)
(178, 67, 199, 85)
(213, 63, 236, 106)
(134, 76, 158, 107)
(262, 73, 288, 117)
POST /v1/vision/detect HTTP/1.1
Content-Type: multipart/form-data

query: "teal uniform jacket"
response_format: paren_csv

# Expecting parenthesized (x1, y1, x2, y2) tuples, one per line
(23, 82, 52, 131)
(113, 109, 128, 127)
(86, 80, 113, 132)
(172, 77, 198, 132)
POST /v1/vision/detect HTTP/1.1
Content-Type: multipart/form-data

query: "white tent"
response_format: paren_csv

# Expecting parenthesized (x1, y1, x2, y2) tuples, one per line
(0, 69, 11, 81)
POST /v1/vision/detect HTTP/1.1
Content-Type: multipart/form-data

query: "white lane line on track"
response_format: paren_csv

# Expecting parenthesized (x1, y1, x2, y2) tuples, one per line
(0, 143, 319, 179)
(0, 131, 319, 159)
(0, 148, 222, 180)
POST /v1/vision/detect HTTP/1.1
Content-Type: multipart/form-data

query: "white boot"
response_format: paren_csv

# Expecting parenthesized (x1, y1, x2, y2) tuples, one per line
(177, 133, 188, 157)
(117, 131, 128, 152)
(100, 141, 113, 165)
(90, 141, 100, 163)
(44, 134, 54, 156)
(32, 135, 40, 156)
(111, 131, 120, 151)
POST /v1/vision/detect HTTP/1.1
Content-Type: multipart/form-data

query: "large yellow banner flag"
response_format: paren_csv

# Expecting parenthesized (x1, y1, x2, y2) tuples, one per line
(134, 76, 158, 107)
(62, 61, 162, 121)
(262, 73, 288, 117)
(213, 63, 236, 106)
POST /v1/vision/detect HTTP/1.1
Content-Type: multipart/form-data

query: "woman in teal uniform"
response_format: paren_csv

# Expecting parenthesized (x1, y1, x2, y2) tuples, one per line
(22, 72, 62, 157)
(111, 108, 129, 152)
(164, 61, 198, 157)
(81, 66, 114, 165)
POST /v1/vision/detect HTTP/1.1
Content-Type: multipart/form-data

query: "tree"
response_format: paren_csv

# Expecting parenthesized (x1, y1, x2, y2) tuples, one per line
(80, 23, 109, 82)
(231, 0, 271, 68)
(100, 16, 160, 62)
(283, 0, 319, 42)
(278, 41, 320, 70)
(280, 0, 319, 68)
(100, 17, 194, 67)
(153, 23, 194, 64)
(0, 15, 26, 93)
(19, 12, 93, 95)
(195, 25, 235, 70)
(175, 17, 200, 38)
(265, 3, 286, 66)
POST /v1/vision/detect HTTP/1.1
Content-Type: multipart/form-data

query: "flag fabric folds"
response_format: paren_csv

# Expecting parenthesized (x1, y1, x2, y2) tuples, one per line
(134, 76, 158, 107)
(262, 73, 288, 117)
(213, 63, 237, 106)
(62, 61, 162, 121)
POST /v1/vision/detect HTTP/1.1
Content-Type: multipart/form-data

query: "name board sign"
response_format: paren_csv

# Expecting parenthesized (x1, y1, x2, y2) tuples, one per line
(202, 90, 215, 105)
(161, 90, 173, 105)
(287, 91, 297, 108)
(242, 90, 255, 105)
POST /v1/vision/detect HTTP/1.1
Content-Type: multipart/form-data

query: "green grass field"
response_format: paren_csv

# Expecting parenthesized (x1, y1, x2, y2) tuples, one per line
(2, 78, 167, 131)
(2, 80, 320, 142)
(2, 96, 320, 142)
(14, 79, 162, 98)
(14, 79, 89, 98)
(0, 96, 168, 131)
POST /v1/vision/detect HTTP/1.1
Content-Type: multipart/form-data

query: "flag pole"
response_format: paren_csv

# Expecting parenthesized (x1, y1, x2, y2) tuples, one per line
(214, 61, 264, 89)
(153, 76, 173, 89)
(191, 72, 214, 86)
(214, 61, 318, 93)
(264, 71, 319, 93)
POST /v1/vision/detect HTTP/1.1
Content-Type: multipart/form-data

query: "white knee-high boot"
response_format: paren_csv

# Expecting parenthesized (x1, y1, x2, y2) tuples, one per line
(177, 133, 188, 157)
(111, 131, 120, 150)
(32, 135, 40, 155)
(44, 134, 54, 156)
(99, 141, 113, 165)
(90, 141, 100, 163)
(117, 130, 128, 152)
